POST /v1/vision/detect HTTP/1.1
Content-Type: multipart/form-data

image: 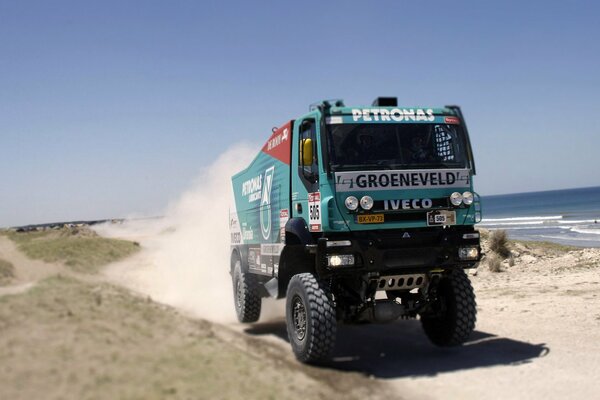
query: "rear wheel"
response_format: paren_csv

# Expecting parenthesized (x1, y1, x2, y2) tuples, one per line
(421, 269, 476, 346)
(285, 273, 337, 363)
(232, 260, 261, 323)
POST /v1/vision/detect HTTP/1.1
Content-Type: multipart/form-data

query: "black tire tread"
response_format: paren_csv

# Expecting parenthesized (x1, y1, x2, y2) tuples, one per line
(286, 273, 336, 363)
(233, 263, 261, 323)
(421, 269, 476, 346)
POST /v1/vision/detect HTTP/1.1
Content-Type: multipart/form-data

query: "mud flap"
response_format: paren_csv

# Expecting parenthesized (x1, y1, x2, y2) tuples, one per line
(264, 277, 279, 298)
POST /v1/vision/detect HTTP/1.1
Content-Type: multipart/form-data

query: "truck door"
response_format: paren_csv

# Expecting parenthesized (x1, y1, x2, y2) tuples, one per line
(292, 116, 322, 232)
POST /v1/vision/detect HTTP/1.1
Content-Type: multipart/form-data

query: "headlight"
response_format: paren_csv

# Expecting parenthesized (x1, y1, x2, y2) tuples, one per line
(327, 254, 355, 267)
(360, 196, 374, 210)
(345, 196, 359, 211)
(462, 191, 474, 206)
(450, 192, 463, 206)
(458, 247, 479, 260)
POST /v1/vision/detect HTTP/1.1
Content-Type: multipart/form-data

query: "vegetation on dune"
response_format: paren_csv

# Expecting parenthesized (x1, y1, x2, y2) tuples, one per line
(0, 258, 15, 285)
(485, 253, 503, 273)
(0, 276, 367, 400)
(489, 230, 511, 259)
(514, 240, 579, 255)
(476, 228, 581, 272)
(5, 227, 139, 273)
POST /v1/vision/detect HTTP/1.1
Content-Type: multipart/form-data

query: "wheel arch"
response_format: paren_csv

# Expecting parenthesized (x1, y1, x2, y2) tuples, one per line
(278, 218, 317, 298)
(230, 246, 248, 275)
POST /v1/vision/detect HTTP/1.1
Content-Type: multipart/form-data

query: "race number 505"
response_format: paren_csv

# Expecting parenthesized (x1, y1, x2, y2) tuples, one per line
(308, 192, 322, 232)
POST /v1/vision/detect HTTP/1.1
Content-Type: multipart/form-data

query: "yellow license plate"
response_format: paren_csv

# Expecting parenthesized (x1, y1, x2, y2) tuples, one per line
(357, 214, 384, 224)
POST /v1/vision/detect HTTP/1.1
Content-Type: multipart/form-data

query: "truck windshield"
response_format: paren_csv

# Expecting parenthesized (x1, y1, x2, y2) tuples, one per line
(326, 123, 470, 171)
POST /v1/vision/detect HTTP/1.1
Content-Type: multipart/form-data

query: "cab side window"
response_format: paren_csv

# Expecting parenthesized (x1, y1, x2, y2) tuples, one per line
(299, 119, 318, 185)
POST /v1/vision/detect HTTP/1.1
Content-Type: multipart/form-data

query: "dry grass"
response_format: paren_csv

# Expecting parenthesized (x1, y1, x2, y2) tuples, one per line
(0, 276, 366, 400)
(489, 229, 511, 259)
(5, 227, 139, 273)
(514, 240, 578, 255)
(0, 258, 15, 285)
(486, 253, 503, 273)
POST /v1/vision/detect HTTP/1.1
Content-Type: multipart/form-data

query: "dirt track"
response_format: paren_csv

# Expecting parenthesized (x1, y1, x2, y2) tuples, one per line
(100, 228, 600, 400)
(235, 263, 600, 400)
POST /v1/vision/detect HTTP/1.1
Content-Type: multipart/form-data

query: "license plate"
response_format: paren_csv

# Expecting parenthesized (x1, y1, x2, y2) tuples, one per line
(427, 210, 456, 226)
(357, 214, 384, 224)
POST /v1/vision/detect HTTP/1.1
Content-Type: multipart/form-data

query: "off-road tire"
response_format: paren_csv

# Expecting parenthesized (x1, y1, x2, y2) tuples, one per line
(285, 273, 337, 364)
(232, 261, 261, 323)
(421, 269, 476, 346)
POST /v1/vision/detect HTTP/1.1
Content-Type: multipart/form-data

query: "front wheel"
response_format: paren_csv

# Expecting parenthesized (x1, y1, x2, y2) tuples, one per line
(285, 273, 337, 363)
(420, 269, 476, 346)
(232, 261, 261, 323)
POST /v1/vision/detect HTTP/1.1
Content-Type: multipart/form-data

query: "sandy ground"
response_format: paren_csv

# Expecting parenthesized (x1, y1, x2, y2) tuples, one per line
(99, 228, 600, 400)
(224, 257, 600, 400)
(2, 231, 599, 399)
(385, 250, 600, 399)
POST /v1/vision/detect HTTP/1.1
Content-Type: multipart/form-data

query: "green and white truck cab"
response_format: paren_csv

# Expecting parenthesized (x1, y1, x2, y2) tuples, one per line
(230, 97, 481, 363)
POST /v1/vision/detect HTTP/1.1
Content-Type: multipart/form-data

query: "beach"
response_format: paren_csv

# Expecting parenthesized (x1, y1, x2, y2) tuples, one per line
(480, 186, 600, 247)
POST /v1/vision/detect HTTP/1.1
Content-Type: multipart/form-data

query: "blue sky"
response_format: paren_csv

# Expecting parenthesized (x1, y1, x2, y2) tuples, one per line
(1, 0, 599, 226)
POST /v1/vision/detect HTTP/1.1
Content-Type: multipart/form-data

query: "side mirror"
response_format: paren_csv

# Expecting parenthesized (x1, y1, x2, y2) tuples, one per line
(302, 138, 313, 166)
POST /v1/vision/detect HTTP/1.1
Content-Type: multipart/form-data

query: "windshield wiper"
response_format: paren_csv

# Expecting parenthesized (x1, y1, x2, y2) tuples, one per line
(428, 162, 463, 168)
(330, 163, 392, 171)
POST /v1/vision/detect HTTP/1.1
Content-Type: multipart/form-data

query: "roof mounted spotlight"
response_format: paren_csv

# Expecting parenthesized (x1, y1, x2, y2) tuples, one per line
(372, 97, 398, 107)
(309, 99, 345, 112)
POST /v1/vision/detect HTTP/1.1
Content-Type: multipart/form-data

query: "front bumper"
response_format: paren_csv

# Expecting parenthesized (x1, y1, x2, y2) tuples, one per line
(314, 227, 481, 277)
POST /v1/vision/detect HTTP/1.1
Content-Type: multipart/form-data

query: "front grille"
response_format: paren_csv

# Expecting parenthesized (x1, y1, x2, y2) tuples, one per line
(381, 212, 429, 223)
(383, 247, 441, 268)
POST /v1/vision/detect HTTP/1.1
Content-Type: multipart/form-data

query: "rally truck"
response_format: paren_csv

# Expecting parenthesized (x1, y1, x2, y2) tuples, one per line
(229, 97, 481, 363)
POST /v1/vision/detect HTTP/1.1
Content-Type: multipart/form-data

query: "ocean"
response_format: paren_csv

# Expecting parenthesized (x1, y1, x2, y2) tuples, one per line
(478, 186, 600, 248)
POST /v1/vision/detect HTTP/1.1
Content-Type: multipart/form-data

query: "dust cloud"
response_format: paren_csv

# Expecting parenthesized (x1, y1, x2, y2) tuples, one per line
(96, 144, 274, 324)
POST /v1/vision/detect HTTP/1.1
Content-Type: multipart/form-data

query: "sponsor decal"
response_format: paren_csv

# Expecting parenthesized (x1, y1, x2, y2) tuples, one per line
(279, 209, 289, 243)
(308, 192, 322, 232)
(242, 228, 254, 241)
(444, 116, 460, 124)
(335, 169, 470, 192)
(230, 232, 242, 244)
(384, 198, 433, 211)
(248, 247, 261, 272)
(260, 166, 275, 240)
(229, 212, 243, 245)
(351, 108, 435, 123)
(241, 175, 262, 202)
(266, 128, 288, 151)
(261, 243, 284, 256)
(261, 121, 292, 165)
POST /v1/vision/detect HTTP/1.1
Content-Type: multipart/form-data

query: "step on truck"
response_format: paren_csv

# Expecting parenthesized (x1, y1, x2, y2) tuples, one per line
(229, 97, 482, 363)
